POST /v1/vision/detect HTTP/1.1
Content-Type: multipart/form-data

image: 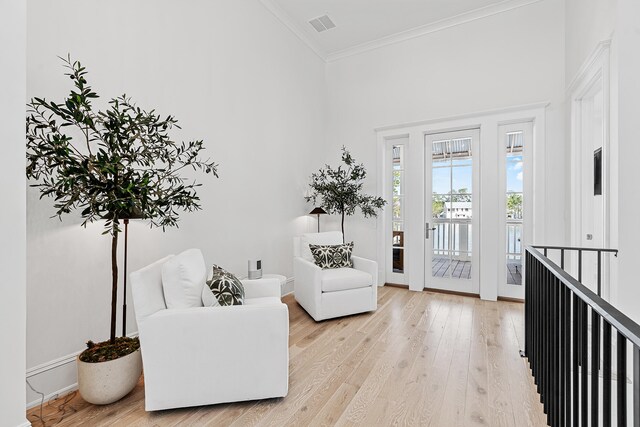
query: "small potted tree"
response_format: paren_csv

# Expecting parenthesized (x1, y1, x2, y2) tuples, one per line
(26, 56, 218, 405)
(305, 147, 386, 239)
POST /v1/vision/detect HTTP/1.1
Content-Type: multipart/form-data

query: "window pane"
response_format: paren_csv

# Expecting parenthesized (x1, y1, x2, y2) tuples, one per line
(452, 165, 472, 194)
(393, 145, 404, 170)
(506, 155, 523, 193)
(393, 196, 403, 220)
(393, 170, 404, 196)
(432, 195, 449, 219)
(391, 144, 405, 275)
(506, 132, 523, 286)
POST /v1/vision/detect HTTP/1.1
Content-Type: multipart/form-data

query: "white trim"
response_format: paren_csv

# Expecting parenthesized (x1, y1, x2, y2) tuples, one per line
(27, 383, 78, 410)
(282, 277, 294, 296)
(424, 128, 481, 295)
(566, 39, 612, 94)
(374, 102, 550, 133)
(26, 352, 79, 379)
(569, 41, 611, 297)
(327, 0, 544, 62)
(376, 104, 547, 300)
(26, 331, 140, 379)
(258, 0, 327, 61)
(384, 139, 409, 285)
(260, 0, 544, 64)
(497, 122, 534, 299)
(17, 422, 32, 427)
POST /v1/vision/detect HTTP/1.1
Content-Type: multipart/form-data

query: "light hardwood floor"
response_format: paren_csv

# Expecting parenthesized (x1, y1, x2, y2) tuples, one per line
(27, 286, 547, 426)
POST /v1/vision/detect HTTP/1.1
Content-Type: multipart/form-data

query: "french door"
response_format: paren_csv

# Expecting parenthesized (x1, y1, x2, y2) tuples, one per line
(425, 129, 480, 294)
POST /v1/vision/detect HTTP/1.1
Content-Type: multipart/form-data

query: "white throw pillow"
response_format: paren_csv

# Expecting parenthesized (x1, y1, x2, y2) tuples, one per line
(202, 285, 220, 307)
(161, 248, 207, 309)
(300, 231, 343, 262)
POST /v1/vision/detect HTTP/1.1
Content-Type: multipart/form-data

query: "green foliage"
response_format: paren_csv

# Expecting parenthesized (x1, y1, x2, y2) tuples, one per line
(305, 147, 386, 236)
(26, 56, 218, 347)
(26, 55, 218, 236)
(432, 197, 445, 217)
(507, 193, 523, 219)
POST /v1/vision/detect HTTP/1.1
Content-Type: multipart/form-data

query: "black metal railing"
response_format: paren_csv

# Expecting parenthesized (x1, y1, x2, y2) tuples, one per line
(532, 245, 618, 297)
(525, 246, 640, 426)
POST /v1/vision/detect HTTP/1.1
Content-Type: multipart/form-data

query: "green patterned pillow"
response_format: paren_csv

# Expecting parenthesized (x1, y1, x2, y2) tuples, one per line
(206, 264, 245, 306)
(309, 242, 354, 269)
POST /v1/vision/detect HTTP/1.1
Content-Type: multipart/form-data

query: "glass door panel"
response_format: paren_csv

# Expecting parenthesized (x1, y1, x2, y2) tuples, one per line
(499, 123, 532, 299)
(386, 141, 407, 285)
(425, 129, 479, 294)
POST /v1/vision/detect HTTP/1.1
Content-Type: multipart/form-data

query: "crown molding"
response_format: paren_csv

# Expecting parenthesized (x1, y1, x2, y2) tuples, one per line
(565, 39, 612, 94)
(261, 0, 545, 64)
(374, 101, 550, 133)
(259, 0, 327, 62)
(327, 0, 545, 62)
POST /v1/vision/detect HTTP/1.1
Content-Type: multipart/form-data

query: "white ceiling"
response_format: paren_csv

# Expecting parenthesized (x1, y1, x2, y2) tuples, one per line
(263, 0, 538, 60)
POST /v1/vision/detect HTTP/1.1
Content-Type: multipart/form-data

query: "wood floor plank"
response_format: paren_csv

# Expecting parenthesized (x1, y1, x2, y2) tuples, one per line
(28, 287, 547, 427)
(464, 298, 492, 426)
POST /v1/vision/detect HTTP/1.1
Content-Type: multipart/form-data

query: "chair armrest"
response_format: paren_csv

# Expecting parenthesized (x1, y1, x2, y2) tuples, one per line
(241, 277, 281, 299)
(352, 255, 378, 285)
(293, 257, 322, 315)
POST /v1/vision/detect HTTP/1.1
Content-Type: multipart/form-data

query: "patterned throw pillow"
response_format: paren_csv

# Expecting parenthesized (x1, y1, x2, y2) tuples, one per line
(309, 242, 354, 269)
(206, 264, 245, 306)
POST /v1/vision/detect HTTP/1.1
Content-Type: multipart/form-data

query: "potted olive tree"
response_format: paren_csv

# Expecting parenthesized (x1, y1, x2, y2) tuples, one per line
(305, 147, 386, 239)
(26, 56, 218, 405)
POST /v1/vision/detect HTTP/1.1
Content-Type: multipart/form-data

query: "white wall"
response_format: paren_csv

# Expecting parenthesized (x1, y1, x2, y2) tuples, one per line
(0, 0, 28, 425)
(26, 0, 326, 404)
(565, 0, 617, 84)
(613, 0, 640, 322)
(564, 0, 640, 322)
(323, 0, 566, 293)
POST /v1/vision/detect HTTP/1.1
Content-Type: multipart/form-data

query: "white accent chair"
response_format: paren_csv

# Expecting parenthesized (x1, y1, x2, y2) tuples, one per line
(130, 252, 289, 411)
(293, 231, 378, 321)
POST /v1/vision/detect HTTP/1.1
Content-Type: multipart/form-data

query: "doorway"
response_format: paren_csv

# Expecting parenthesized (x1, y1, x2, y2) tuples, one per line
(424, 129, 480, 295)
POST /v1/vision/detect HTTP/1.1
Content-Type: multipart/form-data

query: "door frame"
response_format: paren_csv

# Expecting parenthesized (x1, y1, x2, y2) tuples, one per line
(384, 136, 410, 285)
(569, 40, 611, 297)
(425, 128, 481, 295)
(498, 122, 534, 299)
(376, 103, 547, 300)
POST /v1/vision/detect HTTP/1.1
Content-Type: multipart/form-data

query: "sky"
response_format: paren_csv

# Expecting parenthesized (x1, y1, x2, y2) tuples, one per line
(432, 155, 523, 195)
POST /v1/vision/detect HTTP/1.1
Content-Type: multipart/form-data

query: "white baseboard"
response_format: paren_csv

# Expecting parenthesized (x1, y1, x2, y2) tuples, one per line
(282, 277, 294, 296)
(26, 382, 78, 410)
(17, 421, 32, 427)
(26, 331, 139, 378)
(25, 332, 140, 410)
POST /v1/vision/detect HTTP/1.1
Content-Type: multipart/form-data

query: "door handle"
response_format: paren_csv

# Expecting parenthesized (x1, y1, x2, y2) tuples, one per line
(425, 223, 437, 239)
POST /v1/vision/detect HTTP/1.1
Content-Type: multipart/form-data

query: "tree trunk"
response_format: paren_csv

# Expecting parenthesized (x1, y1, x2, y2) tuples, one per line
(110, 231, 119, 345)
(341, 211, 345, 243)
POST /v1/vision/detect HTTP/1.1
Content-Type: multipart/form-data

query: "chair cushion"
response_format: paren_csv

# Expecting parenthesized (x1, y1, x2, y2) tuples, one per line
(162, 249, 206, 309)
(310, 242, 354, 269)
(207, 264, 245, 306)
(321, 268, 373, 293)
(300, 231, 343, 262)
(244, 297, 282, 306)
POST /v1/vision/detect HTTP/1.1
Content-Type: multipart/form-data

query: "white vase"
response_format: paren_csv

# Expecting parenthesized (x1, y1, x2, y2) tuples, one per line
(77, 349, 142, 405)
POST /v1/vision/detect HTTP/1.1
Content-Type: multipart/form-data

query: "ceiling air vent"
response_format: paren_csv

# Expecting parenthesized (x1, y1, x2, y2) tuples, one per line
(309, 15, 336, 33)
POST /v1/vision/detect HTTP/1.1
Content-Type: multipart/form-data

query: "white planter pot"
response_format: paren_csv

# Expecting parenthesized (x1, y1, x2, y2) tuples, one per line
(77, 349, 142, 405)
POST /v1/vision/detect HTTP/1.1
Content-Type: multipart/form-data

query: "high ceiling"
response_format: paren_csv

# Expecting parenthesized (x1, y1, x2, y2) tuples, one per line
(263, 0, 532, 60)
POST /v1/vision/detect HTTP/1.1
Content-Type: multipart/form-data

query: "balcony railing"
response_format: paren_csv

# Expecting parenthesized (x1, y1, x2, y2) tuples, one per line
(524, 246, 639, 426)
(432, 219, 472, 259)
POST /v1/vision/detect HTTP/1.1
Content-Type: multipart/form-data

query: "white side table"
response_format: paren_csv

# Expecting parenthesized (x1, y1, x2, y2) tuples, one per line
(244, 274, 286, 287)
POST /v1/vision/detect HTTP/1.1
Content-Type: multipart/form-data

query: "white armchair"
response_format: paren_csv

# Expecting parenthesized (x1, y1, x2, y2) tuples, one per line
(293, 231, 378, 321)
(130, 252, 289, 411)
